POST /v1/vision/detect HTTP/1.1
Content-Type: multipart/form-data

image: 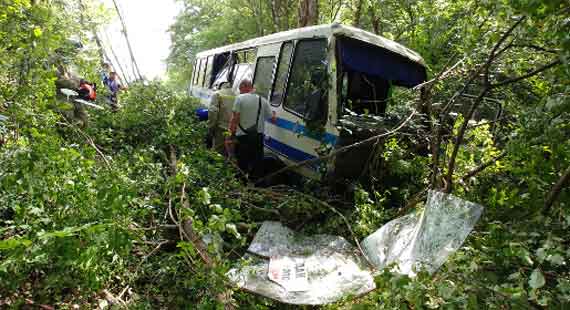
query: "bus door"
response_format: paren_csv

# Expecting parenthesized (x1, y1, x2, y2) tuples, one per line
(264, 38, 333, 178)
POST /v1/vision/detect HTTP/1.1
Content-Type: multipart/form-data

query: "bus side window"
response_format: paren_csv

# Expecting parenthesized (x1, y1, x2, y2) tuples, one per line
(231, 64, 253, 94)
(192, 59, 200, 85)
(253, 56, 276, 99)
(230, 48, 256, 93)
(204, 55, 214, 88)
(270, 42, 293, 106)
(190, 59, 197, 86)
(199, 58, 207, 87)
(196, 58, 204, 86)
(283, 39, 328, 119)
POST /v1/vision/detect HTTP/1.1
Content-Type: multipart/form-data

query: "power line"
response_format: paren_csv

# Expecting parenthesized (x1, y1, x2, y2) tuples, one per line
(110, 0, 144, 81)
(101, 28, 132, 85)
(78, 0, 128, 86)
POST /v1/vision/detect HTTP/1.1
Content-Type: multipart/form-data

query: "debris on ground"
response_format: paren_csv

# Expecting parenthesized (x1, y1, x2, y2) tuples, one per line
(228, 190, 484, 305)
(228, 222, 375, 305)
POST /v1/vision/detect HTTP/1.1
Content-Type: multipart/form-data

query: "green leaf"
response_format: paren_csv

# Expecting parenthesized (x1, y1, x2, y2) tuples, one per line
(547, 254, 565, 266)
(33, 27, 42, 37)
(197, 187, 211, 205)
(536, 248, 547, 263)
(0, 237, 32, 250)
(529, 269, 546, 289)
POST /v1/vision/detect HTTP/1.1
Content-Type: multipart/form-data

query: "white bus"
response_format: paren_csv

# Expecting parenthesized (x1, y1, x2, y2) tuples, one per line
(189, 23, 427, 182)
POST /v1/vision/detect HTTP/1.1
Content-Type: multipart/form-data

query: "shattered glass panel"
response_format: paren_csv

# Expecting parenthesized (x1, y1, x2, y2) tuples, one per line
(247, 221, 355, 258)
(229, 222, 374, 305)
(229, 191, 484, 304)
(362, 190, 484, 275)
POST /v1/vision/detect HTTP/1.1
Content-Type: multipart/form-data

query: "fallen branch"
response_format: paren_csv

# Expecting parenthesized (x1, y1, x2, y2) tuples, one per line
(117, 286, 130, 301)
(102, 289, 127, 308)
(24, 299, 54, 310)
(543, 165, 570, 213)
(444, 56, 560, 193)
(166, 147, 235, 309)
(441, 17, 526, 115)
(57, 121, 111, 168)
(443, 17, 532, 193)
(136, 240, 172, 271)
(179, 184, 214, 266)
(243, 201, 280, 216)
(462, 152, 507, 181)
(129, 224, 178, 231)
(398, 188, 429, 216)
(413, 55, 465, 92)
(424, 54, 476, 188)
(490, 59, 561, 89)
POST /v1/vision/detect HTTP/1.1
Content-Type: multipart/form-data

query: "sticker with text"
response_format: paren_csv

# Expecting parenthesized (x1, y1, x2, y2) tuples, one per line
(268, 256, 309, 292)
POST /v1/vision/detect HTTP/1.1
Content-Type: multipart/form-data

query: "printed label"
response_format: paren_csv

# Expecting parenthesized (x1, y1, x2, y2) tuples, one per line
(268, 256, 310, 292)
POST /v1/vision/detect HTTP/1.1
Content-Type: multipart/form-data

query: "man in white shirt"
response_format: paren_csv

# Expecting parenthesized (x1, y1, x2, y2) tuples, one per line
(227, 79, 273, 177)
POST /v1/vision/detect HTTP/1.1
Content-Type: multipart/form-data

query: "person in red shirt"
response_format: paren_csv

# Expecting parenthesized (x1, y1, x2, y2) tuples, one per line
(78, 79, 96, 101)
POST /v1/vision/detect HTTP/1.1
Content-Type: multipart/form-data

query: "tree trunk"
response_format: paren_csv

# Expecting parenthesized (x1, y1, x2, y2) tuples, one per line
(353, 0, 363, 27)
(368, 3, 380, 34)
(271, 0, 282, 32)
(298, 0, 319, 27)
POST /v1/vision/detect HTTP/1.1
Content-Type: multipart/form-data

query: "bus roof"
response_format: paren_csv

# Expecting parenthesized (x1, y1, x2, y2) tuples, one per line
(195, 23, 425, 66)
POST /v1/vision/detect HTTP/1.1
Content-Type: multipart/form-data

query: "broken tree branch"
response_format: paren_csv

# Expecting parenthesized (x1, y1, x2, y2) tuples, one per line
(413, 55, 464, 92)
(243, 201, 281, 216)
(422, 53, 472, 188)
(443, 88, 489, 193)
(543, 165, 570, 213)
(441, 17, 526, 115)
(461, 152, 506, 181)
(57, 121, 111, 168)
(166, 147, 234, 309)
(443, 57, 560, 193)
(511, 44, 560, 54)
(490, 59, 561, 89)
(398, 187, 429, 216)
(136, 240, 172, 271)
(442, 17, 526, 193)
(103, 289, 128, 308)
(179, 186, 214, 266)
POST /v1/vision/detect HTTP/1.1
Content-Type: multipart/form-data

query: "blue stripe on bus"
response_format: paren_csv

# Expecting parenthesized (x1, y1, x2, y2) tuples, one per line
(264, 137, 318, 170)
(269, 117, 338, 145)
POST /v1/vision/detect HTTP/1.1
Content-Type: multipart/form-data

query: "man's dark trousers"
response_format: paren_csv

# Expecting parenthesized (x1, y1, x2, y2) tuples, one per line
(236, 133, 264, 178)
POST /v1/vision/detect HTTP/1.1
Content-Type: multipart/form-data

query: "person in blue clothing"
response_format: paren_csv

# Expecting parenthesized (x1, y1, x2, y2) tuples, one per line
(101, 64, 126, 110)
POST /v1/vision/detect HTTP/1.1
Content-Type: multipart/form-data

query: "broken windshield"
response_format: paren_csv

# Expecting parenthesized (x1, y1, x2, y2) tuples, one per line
(337, 37, 426, 120)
